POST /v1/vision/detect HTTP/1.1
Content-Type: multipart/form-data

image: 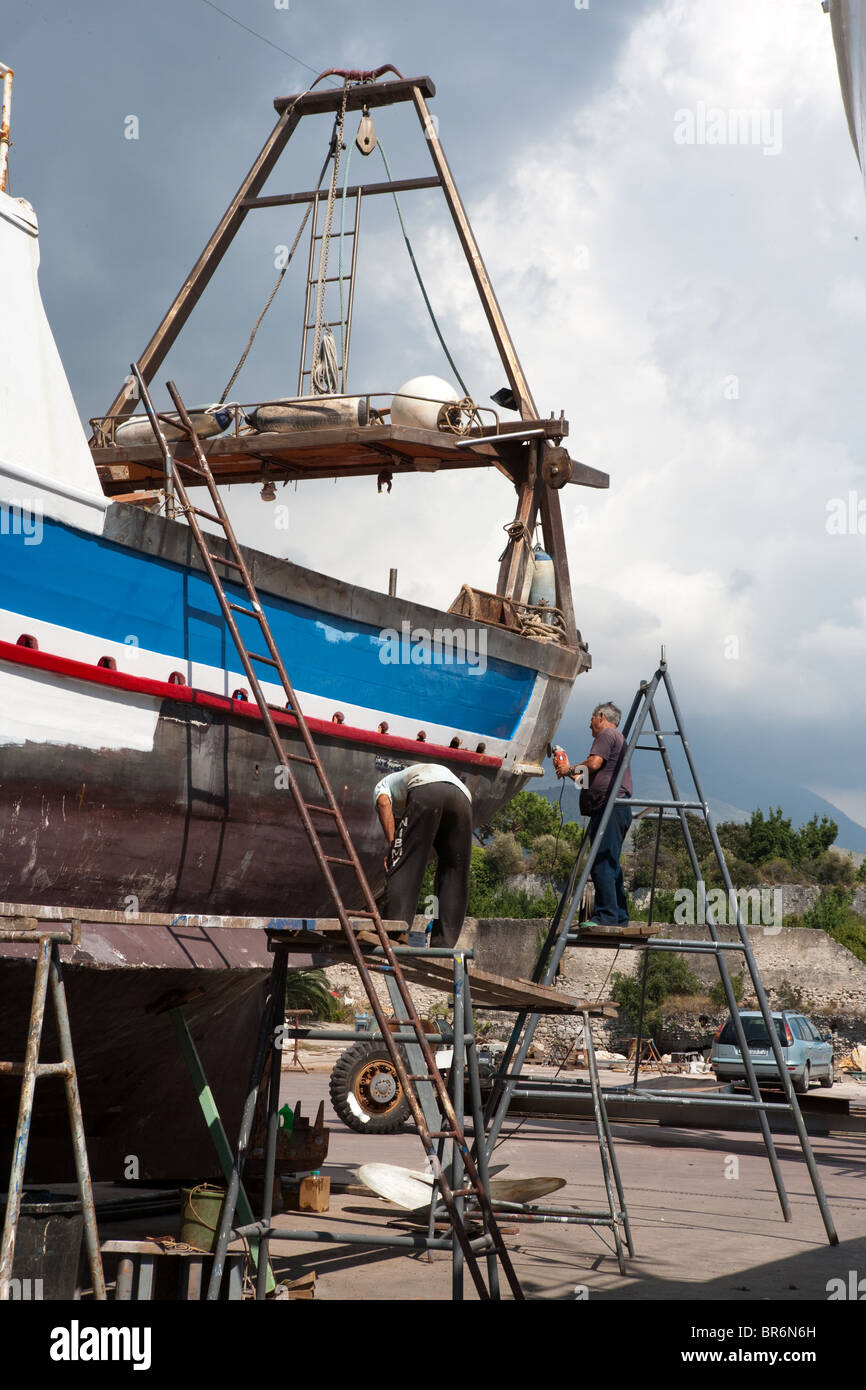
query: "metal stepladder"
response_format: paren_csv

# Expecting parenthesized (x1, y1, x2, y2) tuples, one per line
(131, 364, 523, 1301)
(481, 654, 839, 1248)
(0, 918, 106, 1300)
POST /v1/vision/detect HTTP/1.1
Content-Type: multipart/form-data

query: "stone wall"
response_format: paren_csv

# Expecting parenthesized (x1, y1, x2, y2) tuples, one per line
(323, 915, 541, 1034)
(323, 913, 866, 1059)
(630, 883, 866, 919)
(555, 921, 866, 1014)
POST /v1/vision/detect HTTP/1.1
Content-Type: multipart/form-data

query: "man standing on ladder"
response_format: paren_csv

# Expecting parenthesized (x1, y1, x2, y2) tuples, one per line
(556, 702, 633, 927)
(375, 764, 473, 947)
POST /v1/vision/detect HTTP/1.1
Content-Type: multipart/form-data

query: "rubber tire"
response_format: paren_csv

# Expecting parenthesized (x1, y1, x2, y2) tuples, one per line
(793, 1063, 810, 1096)
(819, 1070, 834, 1089)
(329, 1040, 412, 1134)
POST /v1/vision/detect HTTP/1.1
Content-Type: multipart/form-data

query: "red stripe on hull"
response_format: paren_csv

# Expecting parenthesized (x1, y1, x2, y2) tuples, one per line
(0, 637, 502, 769)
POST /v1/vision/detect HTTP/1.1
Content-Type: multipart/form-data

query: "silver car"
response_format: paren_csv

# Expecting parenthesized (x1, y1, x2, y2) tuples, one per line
(711, 1011, 834, 1094)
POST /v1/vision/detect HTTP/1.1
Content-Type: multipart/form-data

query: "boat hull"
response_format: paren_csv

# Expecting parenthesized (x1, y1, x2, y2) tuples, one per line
(0, 685, 512, 916)
(0, 502, 582, 915)
(0, 503, 583, 1179)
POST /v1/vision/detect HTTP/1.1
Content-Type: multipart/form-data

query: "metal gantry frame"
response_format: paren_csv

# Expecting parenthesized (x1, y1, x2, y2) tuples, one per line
(482, 655, 839, 1247)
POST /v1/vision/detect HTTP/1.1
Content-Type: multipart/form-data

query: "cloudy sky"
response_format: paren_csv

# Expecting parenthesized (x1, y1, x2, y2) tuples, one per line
(7, 0, 866, 844)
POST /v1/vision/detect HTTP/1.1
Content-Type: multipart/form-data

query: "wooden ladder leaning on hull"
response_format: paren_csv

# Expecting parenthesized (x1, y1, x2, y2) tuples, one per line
(131, 364, 524, 1302)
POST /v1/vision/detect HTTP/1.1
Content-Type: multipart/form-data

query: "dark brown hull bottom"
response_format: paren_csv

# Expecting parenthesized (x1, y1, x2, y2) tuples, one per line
(0, 685, 569, 1181)
(0, 921, 309, 1183)
(0, 694, 514, 918)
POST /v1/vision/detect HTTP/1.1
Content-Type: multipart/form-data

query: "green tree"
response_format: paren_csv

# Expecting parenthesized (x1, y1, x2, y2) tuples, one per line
(559, 821, 584, 854)
(796, 813, 837, 862)
(759, 858, 795, 885)
(816, 853, 856, 887)
(743, 806, 797, 866)
(631, 808, 845, 893)
(716, 818, 752, 863)
(464, 845, 558, 918)
(285, 969, 345, 1021)
(415, 840, 558, 921)
(629, 889, 678, 923)
(824, 917, 866, 967)
(531, 833, 573, 877)
(801, 887, 866, 966)
(709, 973, 744, 1009)
(489, 790, 560, 848)
(466, 845, 497, 913)
(802, 886, 856, 933)
(485, 831, 525, 879)
(720, 855, 758, 888)
(611, 954, 702, 1037)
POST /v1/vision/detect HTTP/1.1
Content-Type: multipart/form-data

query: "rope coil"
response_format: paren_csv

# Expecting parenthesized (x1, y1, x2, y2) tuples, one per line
(497, 519, 533, 564)
(513, 602, 569, 645)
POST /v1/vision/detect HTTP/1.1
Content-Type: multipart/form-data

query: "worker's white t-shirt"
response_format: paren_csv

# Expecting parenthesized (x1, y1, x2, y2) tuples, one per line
(373, 763, 472, 817)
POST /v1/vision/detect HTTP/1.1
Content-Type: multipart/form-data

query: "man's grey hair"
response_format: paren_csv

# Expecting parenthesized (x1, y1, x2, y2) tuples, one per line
(593, 702, 621, 726)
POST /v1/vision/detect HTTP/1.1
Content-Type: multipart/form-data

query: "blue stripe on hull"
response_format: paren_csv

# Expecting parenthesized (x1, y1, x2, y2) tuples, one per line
(3, 519, 535, 739)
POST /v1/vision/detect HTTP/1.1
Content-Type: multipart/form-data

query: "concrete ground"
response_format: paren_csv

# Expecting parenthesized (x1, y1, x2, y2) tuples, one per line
(261, 1043, 866, 1303)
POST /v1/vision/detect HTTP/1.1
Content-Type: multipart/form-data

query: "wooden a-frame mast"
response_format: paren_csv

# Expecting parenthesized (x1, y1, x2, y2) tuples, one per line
(94, 73, 606, 644)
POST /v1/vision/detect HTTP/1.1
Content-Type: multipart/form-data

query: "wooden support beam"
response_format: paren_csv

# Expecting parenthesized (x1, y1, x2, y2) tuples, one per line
(410, 83, 578, 639)
(411, 85, 536, 419)
(497, 457, 536, 602)
(538, 467, 577, 636)
(243, 175, 441, 209)
(273, 76, 435, 116)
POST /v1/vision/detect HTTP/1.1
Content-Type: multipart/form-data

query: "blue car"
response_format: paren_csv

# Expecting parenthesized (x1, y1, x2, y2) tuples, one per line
(711, 1011, 834, 1094)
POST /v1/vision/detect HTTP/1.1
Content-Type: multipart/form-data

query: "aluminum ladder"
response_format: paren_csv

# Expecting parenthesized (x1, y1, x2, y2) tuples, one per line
(482, 655, 838, 1248)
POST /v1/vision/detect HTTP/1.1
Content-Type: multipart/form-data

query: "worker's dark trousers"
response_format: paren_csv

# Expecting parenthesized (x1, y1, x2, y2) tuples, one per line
(587, 800, 632, 925)
(382, 783, 472, 948)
